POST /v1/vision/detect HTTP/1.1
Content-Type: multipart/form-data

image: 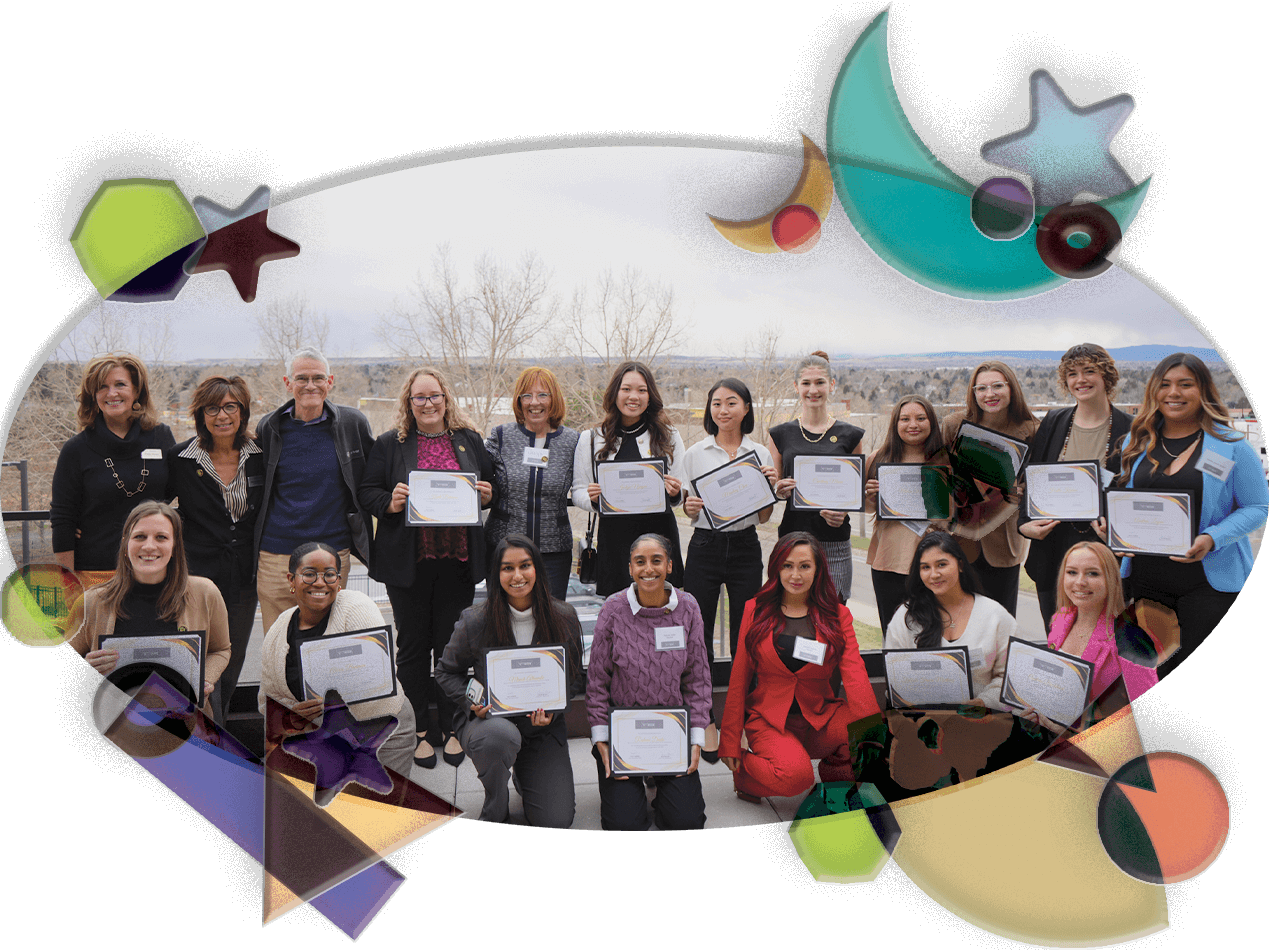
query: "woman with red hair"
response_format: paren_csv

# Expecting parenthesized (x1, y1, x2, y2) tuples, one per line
(719, 532, 880, 802)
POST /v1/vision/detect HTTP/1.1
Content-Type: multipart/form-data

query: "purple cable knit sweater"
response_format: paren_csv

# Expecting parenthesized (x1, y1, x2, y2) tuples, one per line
(586, 585, 712, 745)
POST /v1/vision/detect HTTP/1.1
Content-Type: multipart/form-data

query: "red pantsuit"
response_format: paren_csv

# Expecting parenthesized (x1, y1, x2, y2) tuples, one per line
(720, 601, 880, 799)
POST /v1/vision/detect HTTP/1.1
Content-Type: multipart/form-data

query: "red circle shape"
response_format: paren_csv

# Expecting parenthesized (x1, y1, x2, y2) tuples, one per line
(772, 204, 821, 253)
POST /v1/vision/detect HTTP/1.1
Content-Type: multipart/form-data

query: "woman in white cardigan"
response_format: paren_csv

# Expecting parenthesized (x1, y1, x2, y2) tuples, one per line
(257, 541, 415, 775)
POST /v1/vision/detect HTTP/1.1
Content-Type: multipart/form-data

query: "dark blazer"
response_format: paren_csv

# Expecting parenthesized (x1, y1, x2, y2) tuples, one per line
(165, 437, 265, 593)
(1017, 404, 1133, 590)
(357, 427, 497, 588)
(435, 600, 583, 737)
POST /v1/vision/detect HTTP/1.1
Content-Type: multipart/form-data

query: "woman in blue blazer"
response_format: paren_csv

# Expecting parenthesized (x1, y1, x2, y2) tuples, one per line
(1112, 353, 1267, 677)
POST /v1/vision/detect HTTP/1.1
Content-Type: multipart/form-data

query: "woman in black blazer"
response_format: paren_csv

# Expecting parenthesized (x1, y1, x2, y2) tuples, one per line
(358, 366, 496, 769)
(165, 375, 264, 723)
(1018, 344, 1132, 631)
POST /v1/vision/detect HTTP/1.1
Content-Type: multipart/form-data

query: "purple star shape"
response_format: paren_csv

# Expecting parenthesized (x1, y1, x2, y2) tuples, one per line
(281, 689, 398, 807)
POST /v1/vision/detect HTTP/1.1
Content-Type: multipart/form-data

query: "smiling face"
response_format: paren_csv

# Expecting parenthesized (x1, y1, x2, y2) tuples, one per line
(972, 370, 1010, 416)
(1062, 547, 1108, 616)
(896, 401, 931, 447)
(1065, 362, 1107, 404)
(617, 371, 650, 426)
(518, 376, 553, 431)
(127, 512, 175, 585)
(410, 374, 447, 432)
(284, 357, 333, 421)
(289, 549, 341, 620)
(96, 366, 137, 427)
(919, 546, 963, 599)
(709, 386, 748, 437)
(499, 546, 537, 609)
(628, 539, 670, 596)
(1157, 365, 1203, 428)
(778, 543, 817, 602)
(796, 368, 832, 410)
(205, 394, 243, 445)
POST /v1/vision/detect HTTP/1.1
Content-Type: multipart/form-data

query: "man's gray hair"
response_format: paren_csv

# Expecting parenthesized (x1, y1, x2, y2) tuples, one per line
(287, 346, 330, 377)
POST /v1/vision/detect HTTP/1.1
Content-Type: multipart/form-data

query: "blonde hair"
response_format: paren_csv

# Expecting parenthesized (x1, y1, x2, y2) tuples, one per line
(393, 366, 475, 442)
(95, 501, 189, 622)
(1054, 542, 1125, 623)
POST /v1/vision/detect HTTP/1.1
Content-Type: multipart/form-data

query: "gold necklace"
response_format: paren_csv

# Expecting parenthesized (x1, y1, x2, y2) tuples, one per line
(798, 417, 835, 444)
(104, 457, 149, 497)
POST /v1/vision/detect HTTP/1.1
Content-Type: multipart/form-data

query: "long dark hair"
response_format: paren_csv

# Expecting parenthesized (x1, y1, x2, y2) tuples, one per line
(867, 394, 943, 478)
(703, 377, 755, 435)
(902, 532, 985, 649)
(743, 532, 848, 662)
(97, 501, 189, 622)
(483, 535, 581, 680)
(596, 361, 676, 463)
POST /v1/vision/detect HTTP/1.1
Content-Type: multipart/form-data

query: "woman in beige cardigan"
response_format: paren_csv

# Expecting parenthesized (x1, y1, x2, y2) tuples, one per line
(69, 500, 231, 716)
(257, 542, 416, 775)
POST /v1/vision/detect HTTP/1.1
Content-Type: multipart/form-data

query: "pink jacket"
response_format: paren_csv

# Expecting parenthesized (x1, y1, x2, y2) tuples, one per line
(1047, 610, 1157, 702)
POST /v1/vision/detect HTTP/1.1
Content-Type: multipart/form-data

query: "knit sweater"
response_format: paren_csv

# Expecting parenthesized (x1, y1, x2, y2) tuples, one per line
(484, 423, 581, 554)
(586, 585, 712, 747)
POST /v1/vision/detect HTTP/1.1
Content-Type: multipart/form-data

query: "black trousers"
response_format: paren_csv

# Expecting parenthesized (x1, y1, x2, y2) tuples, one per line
(870, 569, 909, 634)
(541, 550, 572, 601)
(594, 746, 706, 831)
(1129, 559, 1239, 679)
(971, 558, 1020, 617)
(682, 526, 763, 662)
(210, 583, 259, 724)
(1036, 587, 1058, 634)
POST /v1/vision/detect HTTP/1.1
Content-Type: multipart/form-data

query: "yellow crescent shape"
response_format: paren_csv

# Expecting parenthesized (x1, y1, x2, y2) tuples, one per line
(708, 133, 834, 253)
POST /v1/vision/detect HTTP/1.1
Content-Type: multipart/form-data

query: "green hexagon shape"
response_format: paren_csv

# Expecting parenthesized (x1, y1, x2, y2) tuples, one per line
(70, 179, 205, 298)
(789, 810, 893, 883)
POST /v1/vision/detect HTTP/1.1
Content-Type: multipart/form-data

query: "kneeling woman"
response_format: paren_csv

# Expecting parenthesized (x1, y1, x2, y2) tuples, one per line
(257, 542, 416, 776)
(720, 532, 880, 802)
(587, 534, 712, 830)
(436, 536, 582, 827)
(70, 500, 231, 715)
(884, 532, 1023, 710)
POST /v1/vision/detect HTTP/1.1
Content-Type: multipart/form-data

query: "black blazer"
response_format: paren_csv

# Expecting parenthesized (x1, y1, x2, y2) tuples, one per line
(165, 438, 265, 593)
(358, 427, 497, 587)
(1018, 405, 1133, 589)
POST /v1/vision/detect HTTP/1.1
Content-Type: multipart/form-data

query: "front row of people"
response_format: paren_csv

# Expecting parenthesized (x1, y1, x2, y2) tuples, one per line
(70, 504, 1157, 832)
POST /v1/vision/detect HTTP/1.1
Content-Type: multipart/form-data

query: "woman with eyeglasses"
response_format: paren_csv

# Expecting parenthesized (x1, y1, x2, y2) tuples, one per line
(257, 542, 415, 775)
(165, 375, 264, 723)
(358, 367, 496, 769)
(484, 367, 581, 600)
(941, 360, 1039, 616)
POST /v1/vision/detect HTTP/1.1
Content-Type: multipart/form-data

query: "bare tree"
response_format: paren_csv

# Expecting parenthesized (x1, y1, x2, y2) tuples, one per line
(377, 246, 555, 431)
(252, 294, 331, 404)
(559, 268, 685, 426)
(735, 320, 792, 439)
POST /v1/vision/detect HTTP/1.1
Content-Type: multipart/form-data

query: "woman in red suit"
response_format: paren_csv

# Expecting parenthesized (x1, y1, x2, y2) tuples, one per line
(720, 531, 881, 802)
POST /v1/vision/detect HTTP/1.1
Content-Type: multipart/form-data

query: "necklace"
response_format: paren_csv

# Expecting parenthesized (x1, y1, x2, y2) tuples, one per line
(419, 428, 449, 440)
(940, 595, 971, 637)
(1159, 431, 1201, 459)
(798, 417, 835, 444)
(1060, 414, 1114, 464)
(104, 457, 148, 497)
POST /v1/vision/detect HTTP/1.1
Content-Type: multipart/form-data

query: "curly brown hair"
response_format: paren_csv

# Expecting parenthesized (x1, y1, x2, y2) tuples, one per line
(393, 366, 476, 442)
(1057, 343, 1119, 399)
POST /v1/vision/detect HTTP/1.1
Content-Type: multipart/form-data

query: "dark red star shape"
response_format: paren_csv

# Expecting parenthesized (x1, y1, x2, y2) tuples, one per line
(190, 209, 300, 302)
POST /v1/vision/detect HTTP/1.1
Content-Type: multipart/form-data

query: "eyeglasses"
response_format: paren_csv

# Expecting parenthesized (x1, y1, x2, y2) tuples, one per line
(972, 383, 1009, 396)
(297, 569, 340, 584)
(519, 392, 551, 402)
(291, 375, 329, 386)
(204, 403, 242, 416)
(411, 394, 445, 406)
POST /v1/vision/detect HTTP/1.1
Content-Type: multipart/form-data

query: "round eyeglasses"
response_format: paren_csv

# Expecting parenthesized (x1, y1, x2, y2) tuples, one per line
(297, 569, 340, 584)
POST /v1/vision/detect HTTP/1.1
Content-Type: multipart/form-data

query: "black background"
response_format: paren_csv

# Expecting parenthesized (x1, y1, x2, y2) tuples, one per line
(4, 11, 1253, 943)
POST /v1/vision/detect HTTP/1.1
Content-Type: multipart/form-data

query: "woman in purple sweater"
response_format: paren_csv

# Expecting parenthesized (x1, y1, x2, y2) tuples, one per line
(587, 533, 712, 830)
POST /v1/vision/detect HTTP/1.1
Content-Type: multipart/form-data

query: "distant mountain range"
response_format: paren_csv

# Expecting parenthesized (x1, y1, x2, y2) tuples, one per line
(856, 345, 1224, 365)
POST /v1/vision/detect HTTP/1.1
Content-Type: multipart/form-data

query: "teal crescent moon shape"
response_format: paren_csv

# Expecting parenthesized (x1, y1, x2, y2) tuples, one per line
(826, 10, 1150, 300)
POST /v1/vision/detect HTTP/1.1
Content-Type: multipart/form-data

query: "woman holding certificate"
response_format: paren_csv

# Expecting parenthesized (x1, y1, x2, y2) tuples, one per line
(1018, 344, 1133, 632)
(257, 542, 415, 775)
(358, 367, 495, 769)
(587, 534, 712, 830)
(1107, 353, 1268, 677)
(719, 533, 879, 802)
(884, 532, 1021, 710)
(435, 536, 582, 826)
(941, 360, 1039, 616)
(68, 501, 231, 717)
(768, 352, 865, 600)
(484, 367, 581, 600)
(864, 395, 948, 630)
(571, 362, 687, 598)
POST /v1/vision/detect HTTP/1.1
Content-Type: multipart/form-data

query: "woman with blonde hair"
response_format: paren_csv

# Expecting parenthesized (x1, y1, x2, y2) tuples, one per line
(484, 366, 580, 599)
(358, 366, 496, 768)
(941, 359, 1039, 615)
(51, 353, 175, 581)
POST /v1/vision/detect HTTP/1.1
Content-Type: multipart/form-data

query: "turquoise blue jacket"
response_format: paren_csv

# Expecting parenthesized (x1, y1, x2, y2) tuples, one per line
(1120, 425, 1268, 592)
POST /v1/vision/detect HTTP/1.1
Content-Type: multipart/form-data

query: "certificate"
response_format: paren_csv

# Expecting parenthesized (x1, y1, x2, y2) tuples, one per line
(883, 646, 973, 708)
(876, 463, 952, 520)
(597, 458, 667, 515)
(609, 706, 690, 776)
(485, 645, 568, 716)
(999, 637, 1095, 728)
(99, 631, 205, 704)
(297, 624, 397, 704)
(691, 450, 776, 529)
(1105, 488, 1194, 556)
(951, 421, 1029, 491)
(1024, 461, 1102, 521)
(790, 454, 864, 511)
(407, 469, 480, 526)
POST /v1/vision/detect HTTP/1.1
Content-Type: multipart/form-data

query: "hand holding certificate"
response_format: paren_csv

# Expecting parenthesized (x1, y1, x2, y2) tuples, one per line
(99, 631, 206, 705)
(691, 450, 777, 528)
(597, 458, 668, 515)
(298, 625, 397, 704)
(876, 464, 952, 520)
(407, 469, 480, 526)
(609, 707, 690, 775)
(1024, 461, 1102, 521)
(951, 422, 1029, 491)
(1105, 488, 1194, 556)
(999, 637, 1094, 728)
(883, 646, 973, 708)
(790, 455, 864, 511)
(485, 645, 569, 716)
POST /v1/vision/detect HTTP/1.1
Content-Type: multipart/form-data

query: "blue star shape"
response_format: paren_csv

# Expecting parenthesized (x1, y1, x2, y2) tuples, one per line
(281, 689, 398, 807)
(981, 70, 1135, 208)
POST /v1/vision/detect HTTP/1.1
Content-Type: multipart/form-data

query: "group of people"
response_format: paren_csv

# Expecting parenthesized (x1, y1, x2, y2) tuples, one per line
(54, 341, 1265, 830)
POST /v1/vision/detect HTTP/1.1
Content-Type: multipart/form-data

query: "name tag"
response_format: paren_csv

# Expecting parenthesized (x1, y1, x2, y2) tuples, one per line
(247, 475, 263, 487)
(792, 636, 826, 665)
(655, 625, 686, 651)
(522, 446, 549, 468)
(1196, 448, 1234, 482)
(141, 448, 163, 459)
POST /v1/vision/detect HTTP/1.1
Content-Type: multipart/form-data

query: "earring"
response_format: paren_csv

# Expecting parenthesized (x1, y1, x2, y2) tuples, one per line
(131, 401, 141, 411)
(289, 587, 294, 593)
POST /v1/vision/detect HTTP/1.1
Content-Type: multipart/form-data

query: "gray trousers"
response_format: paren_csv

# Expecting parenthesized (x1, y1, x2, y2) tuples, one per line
(458, 714, 575, 827)
(377, 701, 417, 777)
